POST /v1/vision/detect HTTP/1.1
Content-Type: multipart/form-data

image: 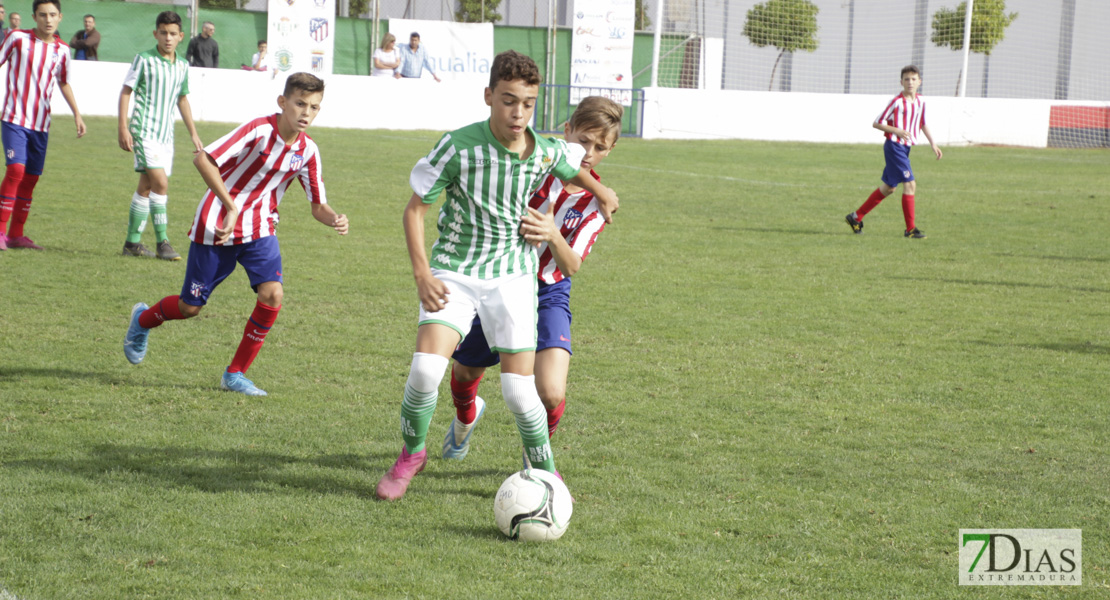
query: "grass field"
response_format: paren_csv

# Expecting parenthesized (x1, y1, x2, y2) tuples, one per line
(1, 115, 1108, 599)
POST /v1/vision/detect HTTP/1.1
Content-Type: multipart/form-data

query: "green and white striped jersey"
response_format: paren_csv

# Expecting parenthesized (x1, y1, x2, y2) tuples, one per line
(410, 120, 585, 279)
(123, 48, 190, 143)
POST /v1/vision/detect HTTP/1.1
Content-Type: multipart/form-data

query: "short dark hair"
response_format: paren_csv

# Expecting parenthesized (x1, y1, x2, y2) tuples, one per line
(155, 11, 181, 29)
(83, 13, 93, 20)
(410, 32, 420, 38)
(901, 65, 921, 78)
(284, 72, 325, 97)
(258, 39, 266, 47)
(489, 50, 541, 89)
(32, 0, 61, 14)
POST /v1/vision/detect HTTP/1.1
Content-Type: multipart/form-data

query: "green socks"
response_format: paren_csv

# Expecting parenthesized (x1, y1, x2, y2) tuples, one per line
(126, 193, 149, 244)
(149, 192, 168, 243)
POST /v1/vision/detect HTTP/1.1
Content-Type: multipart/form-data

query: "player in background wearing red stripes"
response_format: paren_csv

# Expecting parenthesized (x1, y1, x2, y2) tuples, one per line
(442, 96, 623, 465)
(123, 73, 349, 396)
(0, 0, 85, 251)
(845, 65, 942, 239)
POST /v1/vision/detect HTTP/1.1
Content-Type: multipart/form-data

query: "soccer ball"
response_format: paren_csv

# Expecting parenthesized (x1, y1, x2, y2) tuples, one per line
(493, 469, 573, 541)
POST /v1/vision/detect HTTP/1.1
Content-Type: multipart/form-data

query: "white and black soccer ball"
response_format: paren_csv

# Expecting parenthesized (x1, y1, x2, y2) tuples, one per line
(493, 469, 573, 541)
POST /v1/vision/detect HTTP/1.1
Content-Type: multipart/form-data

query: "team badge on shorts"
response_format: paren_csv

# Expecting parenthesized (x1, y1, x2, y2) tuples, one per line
(903, 170, 911, 178)
(190, 281, 207, 298)
(289, 153, 304, 171)
(562, 208, 583, 229)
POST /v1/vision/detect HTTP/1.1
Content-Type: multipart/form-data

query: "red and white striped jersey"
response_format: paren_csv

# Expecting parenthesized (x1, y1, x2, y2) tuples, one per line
(0, 30, 70, 132)
(188, 114, 326, 246)
(876, 93, 926, 146)
(528, 171, 607, 285)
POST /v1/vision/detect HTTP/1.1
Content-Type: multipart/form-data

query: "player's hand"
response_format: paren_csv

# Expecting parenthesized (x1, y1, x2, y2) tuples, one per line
(415, 272, 450, 313)
(933, 144, 943, 160)
(191, 134, 204, 154)
(118, 129, 133, 152)
(596, 185, 619, 224)
(75, 115, 87, 139)
(896, 128, 911, 143)
(216, 206, 239, 244)
(520, 205, 558, 248)
(332, 213, 349, 235)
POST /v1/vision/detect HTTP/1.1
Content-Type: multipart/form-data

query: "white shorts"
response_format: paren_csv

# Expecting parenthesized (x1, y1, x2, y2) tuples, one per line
(133, 136, 174, 176)
(419, 269, 538, 354)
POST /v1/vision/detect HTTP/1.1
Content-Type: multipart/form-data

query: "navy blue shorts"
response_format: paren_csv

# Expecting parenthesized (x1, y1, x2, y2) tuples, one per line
(2, 121, 50, 175)
(453, 278, 573, 368)
(180, 237, 283, 307)
(881, 139, 914, 188)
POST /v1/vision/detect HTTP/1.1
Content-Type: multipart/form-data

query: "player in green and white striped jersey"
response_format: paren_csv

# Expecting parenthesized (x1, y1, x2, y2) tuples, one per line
(117, 11, 203, 261)
(377, 50, 620, 501)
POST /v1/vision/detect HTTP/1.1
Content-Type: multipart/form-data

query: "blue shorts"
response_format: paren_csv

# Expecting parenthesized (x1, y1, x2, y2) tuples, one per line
(453, 278, 573, 368)
(881, 139, 914, 188)
(2, 121, 50, 175)
(180, 237, 283, 307)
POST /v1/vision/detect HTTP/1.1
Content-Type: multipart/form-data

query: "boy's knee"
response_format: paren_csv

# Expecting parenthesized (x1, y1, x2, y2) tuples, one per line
(408, 352, 449, 394)
(452, 362, 484, 383)
(180, 303, 203, 318)
(4, 163, 26, 182)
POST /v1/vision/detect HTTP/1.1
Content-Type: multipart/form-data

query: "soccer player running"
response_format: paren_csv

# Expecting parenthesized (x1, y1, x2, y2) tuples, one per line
(443, 96, 623, 468)
(118, 11, 204, 261)
(376, 50, 619, 501)
(123, 73, 349, 397)
(845, 65, 942, 239)
(0, 0, 85, 251)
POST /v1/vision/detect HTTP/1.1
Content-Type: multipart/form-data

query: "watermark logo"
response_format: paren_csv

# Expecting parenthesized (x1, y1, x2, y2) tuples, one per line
(959, 529, 1081, 586)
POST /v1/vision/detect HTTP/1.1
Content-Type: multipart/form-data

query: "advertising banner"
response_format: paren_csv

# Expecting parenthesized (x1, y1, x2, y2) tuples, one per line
(268, 0, 336, 77)
(388, 19, 494, 83)
(570, 0, 635, 105)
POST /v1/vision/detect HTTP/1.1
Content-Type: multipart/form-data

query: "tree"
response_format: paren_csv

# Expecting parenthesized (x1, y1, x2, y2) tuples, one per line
(932, 0, 1017, 96)
(742, 0, 819, 91)
(636, 0, 652, 31)
(456, 0, 502, 24)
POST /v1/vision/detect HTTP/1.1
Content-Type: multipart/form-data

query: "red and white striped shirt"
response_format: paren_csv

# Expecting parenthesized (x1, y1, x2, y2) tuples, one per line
(188, 114, 326, 246)
(528, 171, 606, 285)
(0, 30, 70, 132)
(876, 93, 926, 146)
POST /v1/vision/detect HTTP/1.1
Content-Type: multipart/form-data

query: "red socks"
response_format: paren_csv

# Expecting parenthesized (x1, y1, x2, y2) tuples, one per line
(0, 163, 25, 231)
(856, 188, 886, 219)
(546, 400, 565, 438)
(450, 366, 483, 424)
(139, 295, 188, 329)
(7, 173, 38, 238)
(227, 301, 281, 374)
(901, 194, 915, 231)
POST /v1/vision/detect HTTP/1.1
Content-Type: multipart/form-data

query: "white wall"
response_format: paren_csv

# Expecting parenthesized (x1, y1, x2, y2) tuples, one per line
(29, 61, 1110, 148)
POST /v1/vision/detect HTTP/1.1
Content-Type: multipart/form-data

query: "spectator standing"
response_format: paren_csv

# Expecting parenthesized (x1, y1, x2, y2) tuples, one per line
(185, 21, 218, 68)
(394, 32, 440, 82)
(8, 12, 19, 30)
(70, 14, 98, 60)
(371, 33, 400, 77)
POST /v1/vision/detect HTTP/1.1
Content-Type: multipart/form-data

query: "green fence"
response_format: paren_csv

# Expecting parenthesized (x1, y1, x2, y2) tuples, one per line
(42, 2, 657, 84)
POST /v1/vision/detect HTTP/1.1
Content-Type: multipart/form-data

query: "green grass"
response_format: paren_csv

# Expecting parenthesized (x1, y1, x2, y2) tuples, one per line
(1, 116, 1108, 599)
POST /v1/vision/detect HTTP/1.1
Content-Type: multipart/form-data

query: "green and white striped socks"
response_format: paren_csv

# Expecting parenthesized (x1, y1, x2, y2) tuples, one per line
(149, 192, 168, 243)
(126, 192, 149, 244)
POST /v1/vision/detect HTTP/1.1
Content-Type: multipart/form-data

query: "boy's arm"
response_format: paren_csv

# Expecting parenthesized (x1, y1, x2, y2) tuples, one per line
(118, 86, 133, 151)
(403, 193, 450, 312)
(311, 202, 348, 235)
(873, 120, 909, 143)
(58, 82, 86, 138)
(521, 202, 582, 277)
(921, 123, 943, 160)
(193, 151, 239, 244)
(176, 95, 204, 153)
(566, 170, 618, 223)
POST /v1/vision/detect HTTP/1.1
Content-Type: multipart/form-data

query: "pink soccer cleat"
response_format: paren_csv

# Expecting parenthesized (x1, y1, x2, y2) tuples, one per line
(0, 232, 7, 250)
(6, 235, 43, 250)
(376, 446, 428, 501)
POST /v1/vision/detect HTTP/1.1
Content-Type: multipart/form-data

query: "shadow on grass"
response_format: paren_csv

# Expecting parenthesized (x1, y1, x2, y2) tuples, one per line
(7, 444, 511, 501)
(0, 367, 128, 386)
(888, 275, 1109, 294)
(971, 340, 1110, 355)
(726, 227, 835, 236)
(994, 252, 1110, 263)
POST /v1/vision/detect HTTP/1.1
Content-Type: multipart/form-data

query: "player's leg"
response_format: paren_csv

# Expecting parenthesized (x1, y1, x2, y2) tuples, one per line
(378, 270, 477, 500)
(142, 138, 181, 260)
(123, 171, 155, 257)
(0, 122, 28, 249)
(5, 128, 49, 249)
(442, 317, 498, 459)
(848, 140, 900, 233)
(482, 272, 556, 474)
(125, 242, 233, 364)
(901, 178, 924, 238)
(533, 279, 573, 438)
(221, 237, 284, 396)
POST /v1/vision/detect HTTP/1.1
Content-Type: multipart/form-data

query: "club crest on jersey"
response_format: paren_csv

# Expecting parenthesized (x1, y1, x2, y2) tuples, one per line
(289, 153, 304, 171)
(309, 18, 329, 42)
(562, 208, 584, 229)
